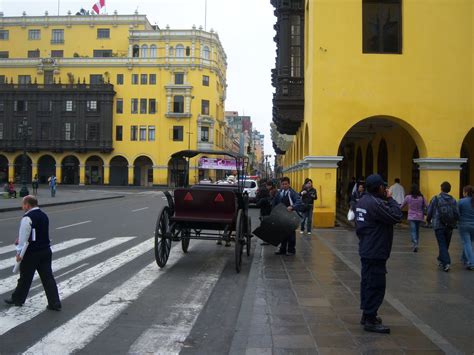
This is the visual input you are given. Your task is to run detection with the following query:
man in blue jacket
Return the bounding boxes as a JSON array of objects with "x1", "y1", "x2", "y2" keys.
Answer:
[
  {"x1": 355, "y1": 174, "x2": 403, "y2": 334},
  {"x1": 273, "y1": 176, "x2": 303, "y2": 256}
]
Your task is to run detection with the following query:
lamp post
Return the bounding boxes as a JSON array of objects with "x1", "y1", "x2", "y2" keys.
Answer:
[{"x1": 18, "y1": 117, "x2": 32, "y2": 197}]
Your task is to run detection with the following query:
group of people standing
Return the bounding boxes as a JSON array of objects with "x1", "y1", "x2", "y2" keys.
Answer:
[{"x1": 255, "y1": 176, "x2": 317, "y2": 255}]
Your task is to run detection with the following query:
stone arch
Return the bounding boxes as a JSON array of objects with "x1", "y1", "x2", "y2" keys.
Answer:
[
  {"x1": 168, "y1": 157, "x2": 187, "y2": 187},
  {"x1": 109, "y1": 155, "x2": 129, "y2": 186},
  {"x1": 37, "y1": 154, "x2": 56, "y2": 184},
  {"x1": 61, "y1": 155, "x2": 80, "y2": 185},
  {"x1": 0, "y1": 154, "x2": 8, "y2": 184},
  {"x1": 85, "y1": 155, "x2": 104, "y2": 185},
  {"x1": 14, "y1": 154, "x2": 32, "y2": 184},
  {"x1": 133, "y1": 155, "x2": 154, "y2": 186}
]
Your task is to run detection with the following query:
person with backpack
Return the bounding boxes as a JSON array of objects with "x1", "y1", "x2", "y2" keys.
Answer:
[
  {"x1": 300, "y1": 178, "x2": 317, "y2": 235},
  {"x1": 401, "y1": 184, "x2": 427, "y2": 252},
  {"x1": 427, "y1": 181, "x2": 460, "y2": 272},
  {"x1": 458, "y1": 185, "x2": 474, "y2": 270}
]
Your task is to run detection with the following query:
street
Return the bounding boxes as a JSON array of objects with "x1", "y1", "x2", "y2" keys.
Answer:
[
  {"x1": 0, "y1": 190, "x2": 473, "y2": 354},
  {"x1": 0, "y1": 192, "x2": 254, "y2": 354}
]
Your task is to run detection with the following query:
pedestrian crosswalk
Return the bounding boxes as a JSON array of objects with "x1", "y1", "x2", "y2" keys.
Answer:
[{"x1": 0, "y1": 234, "x2": 229, "y2": 354}]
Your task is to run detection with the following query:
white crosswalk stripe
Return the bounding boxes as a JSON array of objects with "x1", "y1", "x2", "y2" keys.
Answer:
[
  {"x1": 0, "y1": 238, "x2": 94, "y2": 271},
  {"x1": 0, "y1": 237, "x2": 135, "y2": 294},
  {"x1": 23, "y1": 241, "x2": 194, "y2": 355},
  {"x1": 0, "y1": 235, "x2": 229, "y2": 354},
  {"x1": 0, "y1": 238, "x2": 152, "y2": 335}
]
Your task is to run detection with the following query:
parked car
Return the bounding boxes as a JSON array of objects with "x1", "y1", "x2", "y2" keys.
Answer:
[{"x1": 243, "y1": 179, "x2": 258, "y2": 203}]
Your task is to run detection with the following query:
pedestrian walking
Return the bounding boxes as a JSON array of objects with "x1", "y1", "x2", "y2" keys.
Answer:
[
  {"x1": 256, "y1": 180, "x2": 276, "y2": 219},
  {"x1": 32, "y1": 175, "x2": 39, "y2": 196},
  {"x1": 400, "y1": 184, "x2": 427, "y2": 252},
  {"x1": 355, "y1": 174, "x2": 402, "y2": 334},
  {"x1": 426, "y1": 181, "x2": 459, "y2": 272},
  {"x1": 350, "y1": 181, "x2": 365, "y2": 212},
  {"x1": 388, "y1": 178, "x2": 405, "y2": 205},
  {"x1": 347, "y1": 177, "x2": 356, "y2": 205},
  {"x1": 300, "y1": 178, "x2": 317, "y2": 235},
  {"x1": 458, "y1": 185, "x2": 474, "y2": 270},
  {"x1": 8, "y1": 181, "x2": 17, "y2": 198},
  {"x1": 48, "y1": 174, "x2": 57, "y2": 198},
  {"x1": 4, "y1": 195, "x2": 61, "y2": 310},
  {"x1": 273, "y1": 176, "x2": 303, "y2": 256}
]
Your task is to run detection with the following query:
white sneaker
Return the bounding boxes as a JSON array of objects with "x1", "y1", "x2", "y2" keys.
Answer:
[
  {"x1": 300, "y1": 231, "x2": 304, "y2": 234},
  {"x1": 307, "y1": 232, "x2": 312, "y2": 235}
]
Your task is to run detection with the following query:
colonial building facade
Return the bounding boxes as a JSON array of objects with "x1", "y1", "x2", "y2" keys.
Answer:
[
  {"x1": 0, "y1": 12, "x2": 227, "y2": 186},
  {"x1": 272, "y1": 0, "x2": 474, "y2": 227}
]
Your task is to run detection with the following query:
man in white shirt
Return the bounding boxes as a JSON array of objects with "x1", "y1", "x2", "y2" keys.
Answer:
[{"x1": 389, "y1": 178, "x2": 405, "y2": 206}]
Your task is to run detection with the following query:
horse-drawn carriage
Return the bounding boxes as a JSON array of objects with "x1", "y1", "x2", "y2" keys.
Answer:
[{"x1": 154, "y1": 150, "x2": 253, "y2": 273}]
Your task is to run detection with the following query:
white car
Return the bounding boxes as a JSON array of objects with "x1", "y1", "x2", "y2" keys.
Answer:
[{"x1": 243, "y1": 180, "x2": 258, "y2": 203}]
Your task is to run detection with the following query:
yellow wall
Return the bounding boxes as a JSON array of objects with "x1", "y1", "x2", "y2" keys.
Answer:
[
  {"x1": 0, "y1": 15, "x2": 227, "y2": 186},
  {"x1": 284, "y1": 0, "x2": 474, "y2": 227}
]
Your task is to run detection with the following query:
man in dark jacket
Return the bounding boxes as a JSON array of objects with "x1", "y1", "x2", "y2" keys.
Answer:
[
  {"x1": 272, "y1": 176, "x2": 303, "y2": 256},
  {"x1": 426, "y1": 181, "x2": 459, "y2": 272},
  {"x1": 355, "y1": 174, "x2": 402, "y2": 334},
  {"x1": 300, "y1": 178, "x2": 317, "y2": 234}
]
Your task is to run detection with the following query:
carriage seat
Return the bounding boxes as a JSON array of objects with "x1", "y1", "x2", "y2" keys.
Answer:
[{"x1": 171, "y1": 188, "x2": 237, "y2": 224}]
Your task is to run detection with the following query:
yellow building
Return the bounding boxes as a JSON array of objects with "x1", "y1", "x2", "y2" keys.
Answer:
[
  {"x1": 0, "y1": 12, "x2": 227, "y2": 186},
  {"x1": 272, "y1": 0, "x2": 474, "y2": 227}
]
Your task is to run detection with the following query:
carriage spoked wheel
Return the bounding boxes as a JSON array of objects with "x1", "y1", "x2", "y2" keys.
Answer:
[
  {"x1": 246, "y1": 218, "x2": 252, "y2": 257},
  {"x1": 235, "y1": 209, "x2": 244, "y2": 273},
  {"x1": 181, "y1": 229, "x2": 191, "y2": 253},
  {"x1": 154, "y1": 207, "x2": 172, "y2": 268}
]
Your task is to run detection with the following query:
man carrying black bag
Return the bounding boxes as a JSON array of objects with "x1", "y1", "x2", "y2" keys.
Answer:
[{"x1": 272, "y1": 177, "x2": 304, "y2": 256}]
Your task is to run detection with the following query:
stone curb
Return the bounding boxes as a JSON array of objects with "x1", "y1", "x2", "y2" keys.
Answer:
[{"x1": 0, "y1": 195, "x2": 125, "y2": 213}]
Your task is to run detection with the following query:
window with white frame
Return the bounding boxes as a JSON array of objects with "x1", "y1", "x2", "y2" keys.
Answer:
[
  {"x1": 141, "y1": 44, "x2": 148, "y2": 58},
  {"x1": 201, "y1": 126, "x2": 209, "y2": 142},
  {"x1": 65, "y1": 100, "x2": 74, "y2": 112},
  {"x1": 28, "y1": 29, "x2": 41, "y2": 40},
  {"x1": 51, "y1": 29, "x2": 64, "y2": 44},
  {"x1": 86, "y1": 100, "x2": 98, "y2": 112},
  {"x1": 64, "y1": 122, "x2": 72, "y2": 140},
  {"x1": 0, "y1": 30, "x2": 9, "y2": 40},
  {"x1": 150, "y1": 45, "x2": 157, "y2": 58},
  {"x1": 139, "y1": 126, "x2": 147, "y2": 141},
  {"x1": 176, "y1": 44, "x2": 184, "y2": 57},
  {"x1": 203, "y1": 46, "x2": 210, "y2": 60},
  {"x1": 131, "y1": 125, "x2": 138, "y2": 141},
  {"x1": 148, "y1": 126, "x2": 155, "y2": 141},
  {"x1": 131, "y1": 98, "x2": 138, "y2": 114}
]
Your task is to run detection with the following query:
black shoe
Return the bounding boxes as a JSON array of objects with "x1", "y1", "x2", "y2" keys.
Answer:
[
  {"x1": 275, "y1": 251, "x2": 286, "y2": 255},
  {"x1": 413, "y1": 246, "x2": 418, "y2": 253},
  {"x1": 286, "y1": 251, "x2": 296, "y2": 256},
  {"x1": 443, "y1": 264, "x2": 450, "y2": 272},
  {"x1": 364, "y1": 322, "x2": 390, "y2": 334},
  {"x1": 46, "y1": 304, "x2": 62, "y2": 311},
  {"x1": 4, "y1": 298, "x2": 23, "y2": 307},
  {"x1": 360, "y1": 315, "x2": 382, "y2": 325}
]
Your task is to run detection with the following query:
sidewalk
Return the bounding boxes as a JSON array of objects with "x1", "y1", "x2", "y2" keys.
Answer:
[
  {"x1": 0, "y1": 187, "x2": 125, "y2": 212},
  {"x1": 231, "y1": 226, "x2": 471, "y2": 354}
]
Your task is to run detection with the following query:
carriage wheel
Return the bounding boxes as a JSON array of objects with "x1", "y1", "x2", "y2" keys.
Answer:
[
  {"x1": 182, "y1": 229, "x2": 190, "y2": 253},
  {"x1": 235, "y1": 209, "x2": 244, "y2": 273},
  {"x1": 246, "y1": 218, "x2": 252, "y2": 257},
  {"x1": 154, "y1": 207, "x2": 172, "y2": 268}
]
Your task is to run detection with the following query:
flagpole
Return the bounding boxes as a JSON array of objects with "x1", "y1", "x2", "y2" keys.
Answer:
[
  {"x1": 204, "y1": 0, "x2": 207, "y2": 31},
  {"x1": 57, "y1": 0, "x2": 60, "y2": 16}
]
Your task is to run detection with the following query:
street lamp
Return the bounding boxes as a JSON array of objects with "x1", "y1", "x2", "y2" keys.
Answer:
[{"x1": 18, "y1": 117, "x2": 32, "y2": 197}]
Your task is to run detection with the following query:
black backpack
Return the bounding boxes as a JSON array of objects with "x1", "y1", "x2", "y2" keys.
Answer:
[{"x1": 436, "y1": 196, "x2": 458, "y2": 228}]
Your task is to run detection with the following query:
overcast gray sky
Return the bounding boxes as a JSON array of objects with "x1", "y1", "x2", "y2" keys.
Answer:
[{"x1": 0, "y1": 0, "x2": 276, "y2": 156}]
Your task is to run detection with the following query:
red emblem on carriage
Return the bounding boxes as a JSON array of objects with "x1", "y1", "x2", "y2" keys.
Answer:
[
  {"x1": 184, "y1": 192, "x2": 193, "y2": 201},
  {"x1": 214, "y1": 193, "x2": 225, "y2": 202}
]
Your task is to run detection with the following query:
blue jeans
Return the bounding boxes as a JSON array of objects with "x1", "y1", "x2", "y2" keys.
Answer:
[
  {"x1": 409, "y1": 221, "x2": 421, "y2": 247},
  {"x1": 300, "y1": 205, "x2": 313, "y2": 233},
  {"x1": 50, "y1": 186, "x2": 56, "y2": 197},
  {"x1": 458, "y1": 225, "x2": 474, "y2": 267},
  {"x1": 434, "y1": 228, "x2": 453, "y2": 266}
]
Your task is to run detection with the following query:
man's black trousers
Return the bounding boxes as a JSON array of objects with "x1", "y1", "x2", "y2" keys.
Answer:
[
  {"x1": 279, "y1": 231, "x2": 296, "y2": 254},
  {"x1": 360, "y1": 258, "x2": 387, "y2": 317},
  {"x1": 12, "y1": 247, "x2": 61, "y2": 306}
]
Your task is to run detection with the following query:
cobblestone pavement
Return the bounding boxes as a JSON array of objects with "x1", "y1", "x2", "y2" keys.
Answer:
[{"x1": 231, "y1": 225, "x2": 472, "y2": 354}]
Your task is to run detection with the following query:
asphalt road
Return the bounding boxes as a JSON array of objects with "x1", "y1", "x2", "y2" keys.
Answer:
[{"x1": 0, "y1": 191, "x2": 257, "y2": 354}]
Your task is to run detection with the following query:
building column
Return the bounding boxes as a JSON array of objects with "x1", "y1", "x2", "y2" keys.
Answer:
[
  {"x1": 79, "y1": 164, "x2": 86, "y2": 186},
  {"x1": 55, "y1": 164, "x2": 62, "y2": 184},
  {"x1": 31, "y1": 163, "x2": 38, "y2": 180},
  {"x1": 415, "y1": 158, "x2": 467, "y2": 200},
  {"x1": 128, "y1": 165, "x2": 134, "y2": 185},
  {"x1": 8, "y1": 163, "x2": 14, "y2": 182},
  {"x1": 103, "y1": 164, "x2": 110, "y2": 185},
  {"x1": 304, "y1": 156, "x2": 343, "y2": 228}
]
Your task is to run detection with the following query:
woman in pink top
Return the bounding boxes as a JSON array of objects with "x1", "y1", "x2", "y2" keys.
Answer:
[{"x1": 401, "y1": 184, "x2": 427, "y2": 252}]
